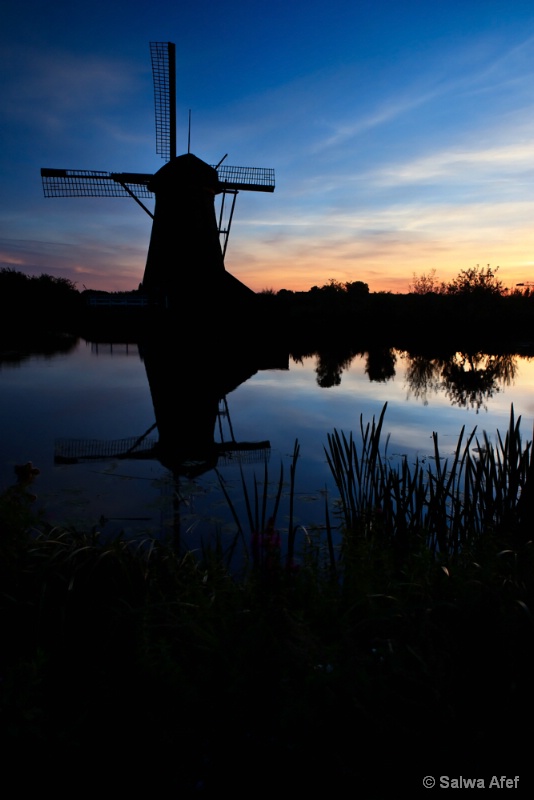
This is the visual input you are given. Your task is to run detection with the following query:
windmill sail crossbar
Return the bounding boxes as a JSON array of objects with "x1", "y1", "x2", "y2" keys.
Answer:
[
  {"x1": 215, "y1": 164, "x2": 275, "y2": 192},
  {"x1": 41, "y1": 165, "x2": 274, "y2": 197},
  {"x1": 41, "y1": 168, "x2": 153, "y2": 198}
]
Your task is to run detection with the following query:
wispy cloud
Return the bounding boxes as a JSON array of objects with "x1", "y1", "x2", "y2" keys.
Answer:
[
  {"x1": 368, "y1": 140, "x2": 534, "y2": 187},
  {"x1": 299, "y1": 31, "x2": 534, "y2": 165},
  {"x1": 1, "y1": 44, "x2": 148, "y2": 141}
]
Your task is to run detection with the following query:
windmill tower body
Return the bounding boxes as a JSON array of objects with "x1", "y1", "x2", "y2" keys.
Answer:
[
  {"x1": 40, "y1": 42, "x2": 274, "y2": 318},
  {"x1": 142, "y1": 154, "x2": 225, "y2": 308}
]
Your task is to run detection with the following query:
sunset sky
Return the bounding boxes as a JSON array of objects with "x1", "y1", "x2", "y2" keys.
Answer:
[{"x1": 3, "y1": 0, "x2": 534, "y2": 293}]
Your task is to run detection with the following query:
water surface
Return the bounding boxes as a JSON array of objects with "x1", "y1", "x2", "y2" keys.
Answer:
[{"x1": 2, "y1": 340, "x2": 534, "y2": 552}]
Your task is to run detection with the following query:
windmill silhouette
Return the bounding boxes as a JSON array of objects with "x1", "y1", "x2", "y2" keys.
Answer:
[{"x1": 41, "y1": 42, "x2": 275, "y2": 312}]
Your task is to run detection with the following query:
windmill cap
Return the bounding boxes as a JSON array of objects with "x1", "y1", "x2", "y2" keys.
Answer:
[{"x1": 149, "y1": 153, "x2": 221, "y2": 193}]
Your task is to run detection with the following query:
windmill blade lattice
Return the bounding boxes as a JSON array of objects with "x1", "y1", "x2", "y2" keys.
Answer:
[
  {"x1": 217, "y1": 164, "x2": 275, "y2": 192},
  {"x1": 150, "y1": 41, "x2": 176, "y2": 161},
  {"x1": 41, "y1": 168, "x2": 153, "y2": 198}
]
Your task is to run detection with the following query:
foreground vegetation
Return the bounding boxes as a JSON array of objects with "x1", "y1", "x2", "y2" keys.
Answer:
[{"x1": 2, "y1": 408, "x2": 533, "y2": 793}]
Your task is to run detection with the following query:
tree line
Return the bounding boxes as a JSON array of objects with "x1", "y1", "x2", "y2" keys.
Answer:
[
  {"x1": 259, "y1": 265, "x2": 534, "y2": 352},
  {"x1": 3, "y1": 264, "x2": 534, "y2": 352}
]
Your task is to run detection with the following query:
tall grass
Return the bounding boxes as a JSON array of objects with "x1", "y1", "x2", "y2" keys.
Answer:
[{"x1": 325, "y1": 403, "x2": 533, "y2": 559}]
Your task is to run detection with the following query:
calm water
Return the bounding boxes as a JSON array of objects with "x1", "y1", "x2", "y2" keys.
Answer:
[{"x1": 2, "y1": 339, "x2": 534, "y2": 552}]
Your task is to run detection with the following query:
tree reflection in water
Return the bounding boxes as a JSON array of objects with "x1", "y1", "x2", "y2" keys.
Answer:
[
  {"x1": 364, "y1": 348, "x2": 397, "y2": 383},
  {"x1": 403, "y1": 352, "x2": 518, "y2": 412},
  {"x1": 308, "y1": 345, "x2": 521, "y2": 412},
  {"x1": 308, "y1": 347, "x2": 519, "y2": 409},
  {"x1": 313, "y1": 347, "x2": 398, "y2": 388},
  {"x1": 314, "y1": 347, "x2": 355, "y2": 387},
  {"x1": 402, "y1": 354, "x2": 440, "y2": 405}
]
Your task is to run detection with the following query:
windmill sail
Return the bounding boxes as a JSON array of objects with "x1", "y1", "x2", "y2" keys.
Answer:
[
  {"x1": 216, "y1": 164, "x2": 275, "y2": 192},
  {"x1": 41, "y1": 168, "x2": 153, "y2": 198},
  {"x1": 150, "y1": 41, "x2": 176, "y2": 161}
]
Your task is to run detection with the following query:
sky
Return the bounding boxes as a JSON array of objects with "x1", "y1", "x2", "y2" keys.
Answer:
[{"x1": 3, "y1": 0, "x2": 534, "y2": 294}]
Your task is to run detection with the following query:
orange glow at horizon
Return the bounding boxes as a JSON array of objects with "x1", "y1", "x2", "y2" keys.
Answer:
[
  {"x1": 223, "y1": 202, "x2": 534, "y2": 294},
  {"x1": 228, "y1": 242, "x2": 534, "y2": 295},
  {"x1": 7, "y1": 227, "x2": 534, "y2": 295}
]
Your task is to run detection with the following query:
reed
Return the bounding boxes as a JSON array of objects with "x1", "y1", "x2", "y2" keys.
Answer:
[
  {"x1": 325, "y1": 403, "x2": 533, "y2": 558},
  {"x1": 215, "y1": 439, "x2": 327, "y2": 578},
  {"x1": 216, "y1": 454, "x2": 284, "y2": 574}
]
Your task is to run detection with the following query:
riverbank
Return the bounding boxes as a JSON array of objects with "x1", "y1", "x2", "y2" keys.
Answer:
[{"x1": 4, "y1": 266, "x2": 534, "y2": 356}]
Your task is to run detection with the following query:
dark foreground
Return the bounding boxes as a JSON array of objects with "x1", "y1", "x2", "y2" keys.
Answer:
[{"x1": 2, "y1": 458, "x2": 534, "y2": 797}]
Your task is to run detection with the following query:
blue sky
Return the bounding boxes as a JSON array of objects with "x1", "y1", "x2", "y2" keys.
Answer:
[{"x1": 3, "y1": 0, "x2": 534, "y2": 292}]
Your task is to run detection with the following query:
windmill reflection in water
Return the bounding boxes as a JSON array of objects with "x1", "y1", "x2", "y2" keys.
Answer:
[{"x1": 54, "y1": 339, "x2": 285, "y2": 550}]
